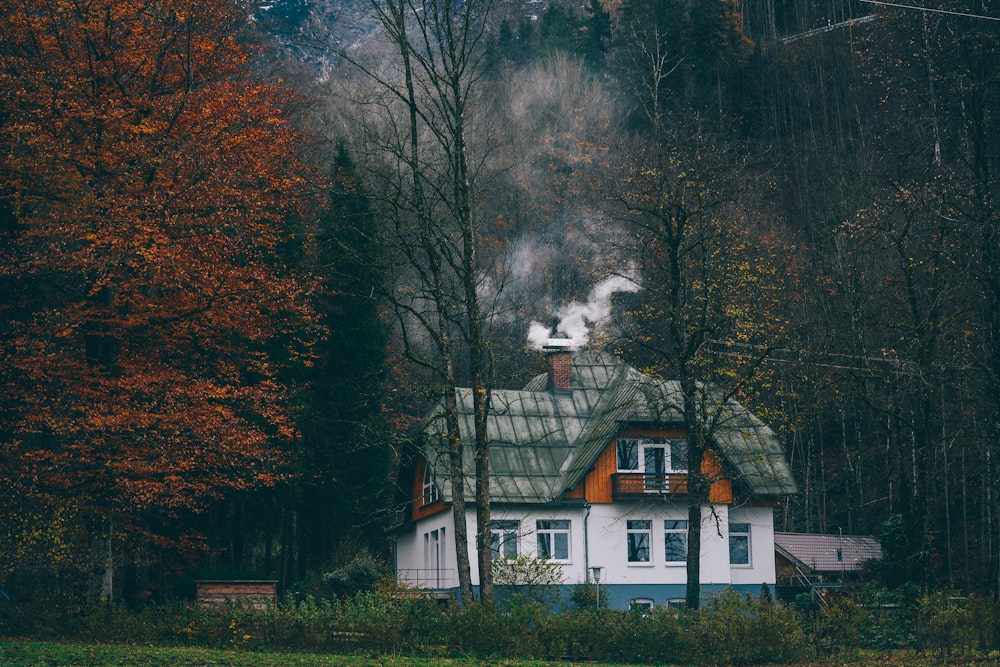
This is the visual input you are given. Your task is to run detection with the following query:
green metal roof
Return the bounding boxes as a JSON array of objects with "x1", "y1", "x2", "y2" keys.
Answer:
[{"x1": 422, "y1": 351, "x2": 798, "y2": 504}]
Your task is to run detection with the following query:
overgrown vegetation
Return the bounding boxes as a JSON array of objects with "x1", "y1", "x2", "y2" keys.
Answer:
[{"x1": 3, "y1": 585, "x2": 1000, "y2": 665}]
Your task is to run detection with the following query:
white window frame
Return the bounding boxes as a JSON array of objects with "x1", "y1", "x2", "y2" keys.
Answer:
[
  {"x1": 536, "y1": 519, "x2": 571, "y2": 562},
  {"x1": 626, "y1": 519, "x2": 653, "y2": 564},
  {"x1": 663, "y1": 519, "x2": 688, "y2": 564},
  {"x1": 617, "y1": 438, "x2": 640, "y2": 470},
  {"x1": 424, "y1": 527, "x2": 445, "y2": 587},
  {"x1": 616, "y1": 438, "x2": 689, "y2": 473},
  {"x1": 729, "y1": 522, "x2": 751, "y2": 566},
  {"x1": 421, "y1": 463, "x2": 439, "y2": 506},
  {"x1": 490, "y1": 520, "x2": 519, "y2": 559},
  {"x1": 630, "y1": 598, "x2": 655, "y2": 613}
]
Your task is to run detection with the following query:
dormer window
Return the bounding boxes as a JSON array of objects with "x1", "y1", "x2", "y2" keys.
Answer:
[
  {"x1": 616, "y1": 438, "x2": 689, "y2": 473},
  {"x1": 613, "y1": 437, "x2": 691, "y2": 495},
  {"x1": 421, "y1": 463, "x2": 440, "y2": 506}
]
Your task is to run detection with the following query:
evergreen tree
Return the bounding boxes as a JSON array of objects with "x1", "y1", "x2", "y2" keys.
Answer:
[
  {"x1": 294, "y1": 144, "x2": 393, "y2": 573},
  {"x1": 582, "y1": 0, "x2": 612, "y2": 69},
  {"x1": 538, "y1": 3, "x2": 580, "y2": 55}
]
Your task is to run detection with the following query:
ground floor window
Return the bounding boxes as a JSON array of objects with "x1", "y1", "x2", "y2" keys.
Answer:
[
  {"x1": 627, "y1": 520, "x2": 652, "y2": 563},
  {"x1": 536, "y1": 519, "x2": 570, "y2": 561},
  {"x1": 490, "y1": 520, "x2": 519, "y2": 558},
  {"x1": 424, "y1": 527, "x2": 445, "y2": 587},
  {"x1": 729, "y1": 522, "x2": 751, "y2": 565},
  {"x1": 663, "y1": 519, "x2": 688, "y2": 563}
]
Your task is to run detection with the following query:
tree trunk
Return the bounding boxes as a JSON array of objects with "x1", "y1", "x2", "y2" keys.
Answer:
[{"x1": 683, "y1": 380, "x2": 709, "y2": 611}]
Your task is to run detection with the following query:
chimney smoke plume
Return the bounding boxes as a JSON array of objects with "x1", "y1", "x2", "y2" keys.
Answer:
[{"x1": 527, "y1": 275, "x2": 639, "y2": 350}]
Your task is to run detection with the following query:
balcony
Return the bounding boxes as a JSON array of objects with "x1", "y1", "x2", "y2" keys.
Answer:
[
  {"x1": 611, "y1": 472, "x2": 689, "y2": 498},
  {"x1": 396, "y1": 568, "x2": 459, "y2": 590}
]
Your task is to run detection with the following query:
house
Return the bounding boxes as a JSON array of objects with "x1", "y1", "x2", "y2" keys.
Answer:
[
  {"x1": 392, "y1": 342, "x2": 798, "y2": 610},
  {"x1": 774, "y1": 531, "x2": 882, "y2": 601}
]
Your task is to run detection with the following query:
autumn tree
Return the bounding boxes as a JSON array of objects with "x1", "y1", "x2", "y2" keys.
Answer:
[
  {"x1": 818, "y1": 4, "x2": 1000, "y2": 593},
  {"x1": 0, "y1": 0, "x2": 317, "y2": 595},
  {"x1": 611, "y1": 132, "x2": 798, "y2": 609}
]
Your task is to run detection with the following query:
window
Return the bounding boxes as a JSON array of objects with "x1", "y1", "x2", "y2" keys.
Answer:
[
  {"x1": 536, "y1": 519, "x2": 570, "y2": 561},
  {"x1": 616, "y1": 438, "x2": 689, "y2": 473},
  {"x1": 421, "y1": 463, "x2": 439, "y2": 506},
  {"x1": 490, "y1": 520, "x2": 519, "y2": 559},
  {"x1": 669, "y1": 439, "x2": 689, "y2": 471},
  {"x1": 626, "y1": 520, "x2": 652, "y2": 563},
  {"x1": 617, "y1": 438, "x2": 638, "y2": 470},
  {"x1": 729, "y1": 522, "x2": 751, "y2": 565},
  {"x1": 424, "y1": 528, "x2": 445, "y2": 587},
  {"x1": 664, "y1": 519, "x2": 688, "y2": 563},
  {"x1": 630, "y1": 598, "x2": 654, "y2": 613}
]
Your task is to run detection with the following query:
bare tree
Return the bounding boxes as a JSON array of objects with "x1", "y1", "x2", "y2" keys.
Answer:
[{"x1": 335, "y1": 0, "x2": 499, "y2": 602}]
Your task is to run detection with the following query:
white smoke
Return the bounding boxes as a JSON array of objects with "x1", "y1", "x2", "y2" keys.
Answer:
[
  {"x1": 527, "y1": 321, "x2": 553, "y2": 349},
  {"x1": 527, "y1": 275, "x2": 640, "y2": 350}
]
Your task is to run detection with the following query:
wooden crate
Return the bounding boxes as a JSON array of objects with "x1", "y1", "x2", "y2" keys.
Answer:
[{"x1": 195, "y1": 580, "x2": 278, "y2": 609}]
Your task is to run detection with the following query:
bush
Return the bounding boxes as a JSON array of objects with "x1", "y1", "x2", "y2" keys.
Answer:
[
  {"x1": 492, "y1": 554, "x2": 564, "y2": 610},
  {"x1": 687, "y1": 591, "x2": 810, "y2": 665},
  {"x1": 612, "y1": 605, "x2": 687, "y2": 663},
  {"x1": 11, "y1": 580, "x2": 1000, "y2": 663}
]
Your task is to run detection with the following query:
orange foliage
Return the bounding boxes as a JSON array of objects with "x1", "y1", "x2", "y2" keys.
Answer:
[{"x1": 0, "y1": 0, "x2": 319, "y2": 536}]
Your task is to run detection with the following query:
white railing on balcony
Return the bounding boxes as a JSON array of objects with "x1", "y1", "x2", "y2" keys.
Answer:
[{"x1": 396, "y1": 568, "x2": 459, "y2": 590}]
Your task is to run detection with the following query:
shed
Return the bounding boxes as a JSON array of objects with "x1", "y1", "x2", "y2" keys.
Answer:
[
  {"x1": 195, "y1": 580, "x2": 278, "y2": 609},
  {"x1": 774, "y1": 532, "x2": 881, "y2": 596}
]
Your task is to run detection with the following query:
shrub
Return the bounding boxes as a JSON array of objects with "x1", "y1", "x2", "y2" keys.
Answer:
[
  {"x1": 612, "y1": 605, "x2": 688, "y2": 664},
  {"x1": 567, "y1": 582, "x2": 608, "y2": 610},
  {"x1": 810, "y1": 597, "x2": 871, "y2": 656},
  {"x1": 536, "y1": 608, "x2": 629, "y2": 660},
  {"x1": 492, "y1": 554, "x2": 564, "y2": 610},
  {"x1": 687, "y1": 591, "x2": 810, "y2": 665}
]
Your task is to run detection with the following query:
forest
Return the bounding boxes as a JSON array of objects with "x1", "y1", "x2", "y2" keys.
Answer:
[{"x1": 1, "y1": 0, "x2": 998, "y2": 612}]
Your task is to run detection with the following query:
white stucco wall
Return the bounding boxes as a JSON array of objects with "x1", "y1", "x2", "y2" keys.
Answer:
[
  {"x1": 727, "y1": 505, "x2": 777, "y2": 586},
  {"x1": 396, "y1": 501, "x2": 777, "y2": 594},
  {"x1": 395, "y1": 509, "x2": 460, "y2": 589}
]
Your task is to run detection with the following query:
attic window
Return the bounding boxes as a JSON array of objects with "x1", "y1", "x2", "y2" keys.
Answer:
[
  {"x1": 421, "y1": 463, "x2": 440, "y2": 506},
  {"x1": 617, "y1": 438, "x2": 689, "y2": 473}
]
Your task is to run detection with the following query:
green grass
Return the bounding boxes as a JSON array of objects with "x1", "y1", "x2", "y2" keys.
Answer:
[
  {"x1": 1, "y1": 640, "x2": 995, "y2": 667},
  {"x1": 0, "y1": 641, "x2": 639, "y2": 667}
]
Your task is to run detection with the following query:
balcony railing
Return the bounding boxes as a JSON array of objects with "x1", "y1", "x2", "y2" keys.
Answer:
[
  {"x1": 396, "y1": 568, "x2": 459, "y2": 590},
  {"x1": 612, "y1": 472, "x2": 689, "y2": 498}
]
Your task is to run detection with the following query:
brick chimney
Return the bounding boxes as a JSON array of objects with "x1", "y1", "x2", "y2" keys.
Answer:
[{"x1": 544, "y1": 338, "x2": 574, "y2": 391}]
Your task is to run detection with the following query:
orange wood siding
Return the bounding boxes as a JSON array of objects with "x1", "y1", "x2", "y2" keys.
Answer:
[
  {"x1": 412, "y1": 456, "x2": 447, "y2": 521},
  {"x1": 565, "y1": 428, "x2": 733, "y2": 505},
  {"x1": 704, "y1": 449, "x2": 733, "y2": 504},
  {"x1": 584, "y1": 443, "x2": 618, "y2": 503}
]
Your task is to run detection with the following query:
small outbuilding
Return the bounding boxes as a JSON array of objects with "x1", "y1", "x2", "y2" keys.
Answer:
[{"x1": 774, "y1": 532, "x2": 882, "y2": 602}]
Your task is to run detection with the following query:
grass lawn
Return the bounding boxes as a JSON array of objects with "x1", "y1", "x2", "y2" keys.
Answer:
[
  {"x1": 0, "y1": 640, "x2": 995, "y2": 667},
  {"x1": 0, "y1": 641, "x2": 638, "y2": 667}
]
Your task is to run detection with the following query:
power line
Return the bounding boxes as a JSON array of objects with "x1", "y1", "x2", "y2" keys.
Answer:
[
  {"x1": 781, "y1": 15, "x2": 877, "y2": 44},
  {"x1": 861, "y1": 0, "x2": 1000, "y2": 21}
]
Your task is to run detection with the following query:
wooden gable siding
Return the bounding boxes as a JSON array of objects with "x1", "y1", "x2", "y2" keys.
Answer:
[
  {"x1": 412, "y1": 456, "x2": 447, "y2": 521},
  {"x1": 564, "y1": 441, "x2": 617, "y2": 502},
  {"x1": 565, "y1": 428, "x2": 733, "y2": 504},
  {"x1": 704, "y1": 449, "x2": 733, "y2": 504}
]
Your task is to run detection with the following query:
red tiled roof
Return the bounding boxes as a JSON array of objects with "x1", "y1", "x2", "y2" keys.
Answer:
[{"x1": 774, "y1": 532, "x2": 882, "y2": 573}]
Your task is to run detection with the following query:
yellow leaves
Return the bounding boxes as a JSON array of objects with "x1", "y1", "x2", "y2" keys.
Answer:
[{"x1": 132, "y1": 117, "x2": 167, "y2": 135}]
